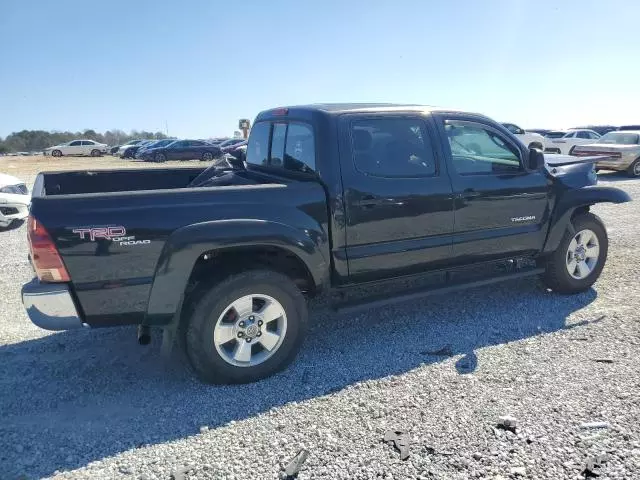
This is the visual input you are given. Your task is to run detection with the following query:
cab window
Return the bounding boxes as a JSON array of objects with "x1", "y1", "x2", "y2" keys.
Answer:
[{"x1": 445, "y1": 120, "x2": 522, "y2": 175}]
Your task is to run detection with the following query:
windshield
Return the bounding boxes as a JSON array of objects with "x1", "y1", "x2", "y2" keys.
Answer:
[{"x1": 598, "y1": 132, "x2": 640, "y2": 145}]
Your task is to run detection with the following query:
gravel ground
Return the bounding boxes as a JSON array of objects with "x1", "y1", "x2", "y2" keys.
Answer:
[{"x1": 0, "y1": 167, "x2": 639, "y2": 480}]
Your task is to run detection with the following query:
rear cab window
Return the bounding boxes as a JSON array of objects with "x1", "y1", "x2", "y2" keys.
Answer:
[{"x1": 246, "y1": 121, "x2": 315, "y2": 174}]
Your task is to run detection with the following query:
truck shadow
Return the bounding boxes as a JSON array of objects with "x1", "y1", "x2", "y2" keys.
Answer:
[{"x1": 0, "y1": 279, "x2": 598, "y2": 478}]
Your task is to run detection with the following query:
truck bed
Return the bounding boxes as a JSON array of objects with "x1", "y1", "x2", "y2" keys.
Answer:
[
  {"x1": 28, "y1": 167, "x2": 330, "y2": 327},
  {"x1": 33, "y1": 167, "x2": 210, "y2": 196}
]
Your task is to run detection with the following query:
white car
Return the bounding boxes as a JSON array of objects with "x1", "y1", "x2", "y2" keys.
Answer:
[
  {"x1": 43, "y1": 139, "x2": 108, "y2": 157},
  {"x1": 0, "y1": 173, "x2": 30, "y2": 228},
  {"x1": 501, "y1": 123, "x2": 546, "y2": 150},
  {"x1": 544, "y1": 129, "x2": 601, "y2": 155}
]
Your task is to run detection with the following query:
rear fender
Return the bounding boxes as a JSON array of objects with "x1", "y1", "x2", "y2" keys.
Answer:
[
  {"x1": 144, "y1": 219, "x2": 328, "y2": 326},
  {"x1": 543, "y1": 186, "x2": 631, "y2": 253}
]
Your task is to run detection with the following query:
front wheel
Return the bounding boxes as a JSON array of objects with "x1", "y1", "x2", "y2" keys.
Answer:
[
  {"x1": 627, "y1": 159, "x2": 640, "y2": 177},
  {"x1": 185, "y1": 270, "x2": 308, "y2": 384},
  {"x1": 51, "y1": 150, "x2": 62, "y2": 157},
  {"x1": 541, "y1": 212, "x2": 608, "y2": 294},
  {"x1": 201, "y1": 151, "x2": 213, "y2": 161},
  {"x1": 90, "y1": 149, "x2": 101, "y2": 157},
  {"x1": 154, "y1": 152, "x2": 167, "y2": 163}
]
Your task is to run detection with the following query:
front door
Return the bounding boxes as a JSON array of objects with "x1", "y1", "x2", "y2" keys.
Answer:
[
  {"x1": 436, "y1": 115, "x2": 550, "y2": 263},
  {"x1": 340, "y1": 114, "x2": 455, "y2": 283}
]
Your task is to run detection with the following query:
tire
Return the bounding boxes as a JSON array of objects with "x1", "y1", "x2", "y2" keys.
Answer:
[
  {"x1": 201, "y1": 151, "x2": 213, "y2": 161},
  {"x1": 627, "y1": 158, "x2": 640, "y2": 177},
  {"x1": 185, "y1": 270, "x2": 308, "y2": 384},
  {"x1": 529, "y1": 142, "x2": 543, "y2": 151},
  {"x1": 154, "y1": 152, "x2": 167, "y2": 163},
  {"x1": 51, "y1": 150, "x2": 62, "y2": 157},
  {"x1": 90, "y1": 149, "x2": 101, "y2": 157},
  {"x1": 541, "y1": 212, "x2": 608, "y2": 294}
]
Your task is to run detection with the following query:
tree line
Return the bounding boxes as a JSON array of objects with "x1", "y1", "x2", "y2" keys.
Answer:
[{"x1": 0, "y1": 129, "x2": 169, "y2": 154}]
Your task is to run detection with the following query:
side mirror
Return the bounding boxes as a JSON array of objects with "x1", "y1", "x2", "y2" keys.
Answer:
[{"x1": 528, "y1": 148, "x2": 545, "y2": 170}]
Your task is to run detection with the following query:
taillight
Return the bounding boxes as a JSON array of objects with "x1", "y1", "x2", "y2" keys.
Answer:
[{"x1": 27, "y1": 215, "x2": 70, "y2": 282}]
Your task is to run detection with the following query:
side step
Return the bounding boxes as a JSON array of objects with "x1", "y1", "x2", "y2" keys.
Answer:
[{"x1": 332, "y1": 267, "x2": 545, "y2": 315}]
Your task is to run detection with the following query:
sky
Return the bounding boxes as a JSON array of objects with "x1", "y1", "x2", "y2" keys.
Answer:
[{"x1": 1, "y1": 0, "x2": 639, "y2": 138}]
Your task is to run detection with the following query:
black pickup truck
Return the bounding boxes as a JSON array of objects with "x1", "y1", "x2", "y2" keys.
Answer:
[{"x1": 22, "y1": 104, "x2": 631, "y2": 384}]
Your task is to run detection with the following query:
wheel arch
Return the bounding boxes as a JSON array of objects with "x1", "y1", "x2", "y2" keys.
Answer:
[
  {"x1": 144, "y1": 219, "x2": 328, "y2": 327},
  {"x1": 542, "y1": 186, "x2": 631, "y2": 253}
]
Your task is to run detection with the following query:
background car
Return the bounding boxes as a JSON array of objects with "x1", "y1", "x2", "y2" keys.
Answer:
[
  {"x1": 0, "y1": 173, "x2": 30, "y2": 227},
  {"x1": 545, "y1": 129, "x2": 601, "y2": 154},
  {"x1": 220, "y1": 139, "x2": 247, "y2": 154},
  {"x1": 573, "y1": 125, "x2": 618, "y2": 136},
  {"x1": 44, "y1": 139, "x2": 108, "y2": 157},
  {"x1": 134, "y1": 139, "x2": 177, "y2": 159},
  {"x1": 139, "y1": 139, "x2": 222, "y2": 162},
  {"x1": 216, "y1": 138, "x2": 246, "y2": 150},
  {"x1": 543, "y1": 130, "x2": 567, "y2": 139},
  {"x1": 119, "y1": 140, "x2": 157, "y2": 159},
  {"x1": 571, "y1": 130, "x2": 640, "y2": 177},
  {"x1": 501, "y1": 123, "x2": 546, "y2": 150},
  {"x1": 114, "y1": 139, "x2": 149, "y2": 157},
  {"x1": 618, "y1": 125, "x2": 640, "y2": 131}
]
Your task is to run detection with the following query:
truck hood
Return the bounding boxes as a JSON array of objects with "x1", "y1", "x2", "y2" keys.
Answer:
[{"x1": 544, "y1": 154, "x2": 599, "y2": 188}]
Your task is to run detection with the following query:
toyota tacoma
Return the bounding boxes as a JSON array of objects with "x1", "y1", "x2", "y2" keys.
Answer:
[{"x1": 21, "y1": 104, "x2": 631, "y2": 384}]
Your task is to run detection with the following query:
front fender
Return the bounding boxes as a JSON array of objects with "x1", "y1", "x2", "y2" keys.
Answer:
[
  {"x1": 543, "y1": 186, "x2": 631, "y2": 253},
  {"x1": 144, "y1": 219, "x2": 329, "y2": 326}
]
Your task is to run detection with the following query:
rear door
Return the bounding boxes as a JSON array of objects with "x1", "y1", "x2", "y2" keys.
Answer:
[
  {"x1": 81, "y1": 140, "x2": 95, "y2": 155},
  {"x1": 435, "y1": 114, "x2": 550, "y2": 263},
  {"x1": 339, "y1": 113, "x2": 455, "y2": 282}
]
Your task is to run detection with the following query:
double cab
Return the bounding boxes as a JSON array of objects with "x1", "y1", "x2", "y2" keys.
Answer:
[{"x1": 22, "y1": 104, "x2": 631, "y2": 383}]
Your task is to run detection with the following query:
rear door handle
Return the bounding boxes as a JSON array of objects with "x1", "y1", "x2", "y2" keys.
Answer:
[
  {"x1": 459, "y1": 189, "x2": 481, "y2": 199},
  {"x1": 355, "y1": 196, "x2": 402, "y2": 208},
  {"x1": 356, "y1": 195, "x2": 384, "y2": 208}
]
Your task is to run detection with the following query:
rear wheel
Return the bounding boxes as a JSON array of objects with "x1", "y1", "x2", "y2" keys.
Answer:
[
  {"x1": 541, "y1": 213, "x2": 608, "y2": 294},
  {"x1": 51, "y1": 150, "x2": 62, "y2": 157},
  {"x1": 154, "y1": 152, "x2": 167, "y2": 163},
  {"x1": 627, "y1": 158, "x2": 640, "y2": 177},
  {"x1": 185, "y1": 270, "x2": 307, "y2": 384},
  {"x1": 90, "y1": 149, "x2": 101, "y2": 157},
  {"x1": 201, "y1": 151, "x2": 214, "y2": 161}
]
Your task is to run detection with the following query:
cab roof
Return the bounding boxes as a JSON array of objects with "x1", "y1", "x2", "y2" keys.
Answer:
[
  {"x1": 272, "y1": 103, "x2": 468, "y2": 114},
  {"x1": 254, "y1": 103, "x2": 487, "y2": 124}
]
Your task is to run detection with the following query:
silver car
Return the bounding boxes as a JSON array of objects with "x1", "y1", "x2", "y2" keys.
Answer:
[{"x1": 571, "y1": 131, "x2": 640, "y2": 177}]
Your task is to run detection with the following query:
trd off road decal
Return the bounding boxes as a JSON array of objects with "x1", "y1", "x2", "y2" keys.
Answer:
[{"x1": 72, "y1": 226, "x2": 150, "y2": 246}]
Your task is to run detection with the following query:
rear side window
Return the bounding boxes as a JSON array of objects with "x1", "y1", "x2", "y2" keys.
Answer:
[
  {"x1": 576, "y1": 131, "x2": 590, "y2": 139},
  {"x1": 350, "y1": 118, "x2": 437, "y2": 177},
  {"x1": 246, "y1": 121, "x2": 316, "y2": 173}
]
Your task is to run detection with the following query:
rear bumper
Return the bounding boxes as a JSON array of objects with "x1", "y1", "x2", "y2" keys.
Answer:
[{"x1": 22, "y1": 278, "x2": 86, "y2": 331}]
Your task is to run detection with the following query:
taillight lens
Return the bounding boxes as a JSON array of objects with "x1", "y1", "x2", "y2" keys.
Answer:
[{"x1": 27, "y1": 216, "x2": 70, "y2": 282}]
